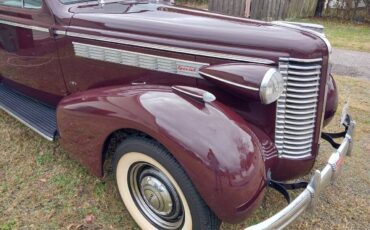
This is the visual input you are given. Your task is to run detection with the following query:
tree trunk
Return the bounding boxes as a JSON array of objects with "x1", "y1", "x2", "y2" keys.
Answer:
[
  {"x1": 315, "y1": 0, "x2": 325, "y2": 16},
  {"x1": 352, "y1": 0, "x2": 360, "y2": 22}
]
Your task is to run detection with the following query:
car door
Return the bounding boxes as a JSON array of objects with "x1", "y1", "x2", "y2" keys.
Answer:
[{"x1": 0, "y1": 0, "x2": 67, "y2": 106}]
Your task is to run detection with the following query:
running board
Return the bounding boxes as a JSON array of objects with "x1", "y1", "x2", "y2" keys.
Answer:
[{"x1": 0, "y1": 84, "x2": 57, "y2": 141}]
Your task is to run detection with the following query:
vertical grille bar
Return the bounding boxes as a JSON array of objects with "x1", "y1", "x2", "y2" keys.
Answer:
[{"x1": 276, "y1": 58, "x2": 322, "y2": 159}]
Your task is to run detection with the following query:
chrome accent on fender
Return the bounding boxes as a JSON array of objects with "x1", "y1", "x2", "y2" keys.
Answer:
[
  {"x1": 246, "y1": 116, "x2": 356, "y2": 230},
  {"x1": 198, "y1": 71, "x2": 260, "y2": 91},
  {"x1": 172, "y1": 86, "x2": 203, "y2": 100},
  {"x1": 171, "y1": 86, "x2": 216, "y2": 103},
  {"x1": 0, "y1": 19, "x2": 49, "y2": 33},
  {"x1": 73, "y1": 42, "x2": 208, "y2": 78},
  {"x1": 202, "y1": 92, "x2": 216, "y2": 103},
  {"x1": 276, "y1": 58, "x2": 322, "y2": 159},
  {"x1": 67, "y1": 31, "x2": 274, "y2": 64}
]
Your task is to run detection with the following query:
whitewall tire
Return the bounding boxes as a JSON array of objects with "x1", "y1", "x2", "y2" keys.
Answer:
[{"x1": 113, "y1": 137, "x2": 220, "y2": 230}]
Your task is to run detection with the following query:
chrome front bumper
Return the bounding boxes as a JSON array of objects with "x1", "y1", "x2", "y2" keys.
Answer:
[{"x1": 246, "y1": 114, "x2": 356, "y2": 230}]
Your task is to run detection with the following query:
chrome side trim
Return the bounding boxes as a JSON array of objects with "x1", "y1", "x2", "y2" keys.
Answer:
[
  {"x1": 0, "y1": 19, "x2": 49, "y2": 33},
  {"x1": 198, "y1": 71, "x2": 260, "y2": 91},
  {"x1": 0, "y1": 105, "x2": 54, "y2": 141},
  {"x1": 73, "y1": 42, "x2": 208, "y2": 78},
  {"x1": 67, "y1": 31, "x2": 275, "y2": 64}
]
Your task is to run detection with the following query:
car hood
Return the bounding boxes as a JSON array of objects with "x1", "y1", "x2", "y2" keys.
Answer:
[{"x1": 68, "y1": 2, "x2": 328, "y2": 63}]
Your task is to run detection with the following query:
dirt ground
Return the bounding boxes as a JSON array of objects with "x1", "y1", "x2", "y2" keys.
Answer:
[
  {"x1": 0, "y1": 76, "x2": 369, "y2": 229},
  {"x1": 331, "y1": 48, "x2": 370, "y2": 80}
]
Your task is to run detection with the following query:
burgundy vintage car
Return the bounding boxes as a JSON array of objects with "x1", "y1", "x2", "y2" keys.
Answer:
[{"x1": 0, "y1": 0, "x2": 356, "y2": 229}]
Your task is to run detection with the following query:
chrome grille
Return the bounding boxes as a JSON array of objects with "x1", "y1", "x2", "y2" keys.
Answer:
[{"x1": 276, "y1": 58, "x2": 322, "y2": 159}]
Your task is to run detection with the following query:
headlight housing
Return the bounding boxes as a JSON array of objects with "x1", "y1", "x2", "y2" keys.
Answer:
[{"x1": 260, "y1": 68, "x2": 284, "y2": 104}]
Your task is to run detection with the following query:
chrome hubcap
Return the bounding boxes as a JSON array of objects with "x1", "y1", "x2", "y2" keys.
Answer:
[
  {"x1": 140, "y1": 176, "x2": 173, "y2": 216},
  {"x1": 128, "y1": 163, "x2": 184, "y2": 229}
]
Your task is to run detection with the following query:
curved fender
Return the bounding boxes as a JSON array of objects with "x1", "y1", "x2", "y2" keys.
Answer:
[
  {"x1": 57, "y1": 85, "x2": 266, "y2": 223},
  {"x1": 324, "y1": 74, "x2": 338, "y2": 127}
]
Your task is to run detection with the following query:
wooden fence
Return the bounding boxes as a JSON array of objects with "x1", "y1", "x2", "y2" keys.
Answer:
[
  {"x1": 208, "y1": 0, "x2": 248, "y2": 17},
  {"x1": 208, "y1": 0, "x2": 319, "y2": 20}
]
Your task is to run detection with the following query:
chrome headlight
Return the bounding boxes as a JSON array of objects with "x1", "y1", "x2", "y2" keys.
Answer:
[{"x1": 260, "y1": 68, "x2": 284, "y2": 104}]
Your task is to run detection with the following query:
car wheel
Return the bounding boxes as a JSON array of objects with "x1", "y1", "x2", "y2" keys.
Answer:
[{"x1": 113, "y1": 136, "x2": 220, "y2": 230}]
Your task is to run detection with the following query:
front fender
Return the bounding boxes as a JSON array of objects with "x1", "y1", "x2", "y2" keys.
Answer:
[
  {"x1": 324, "y1": 74, "x2": 338, "y2": 127},
  {"x1": 57, "y1": 85, "x2": 266, "y2": 223}
]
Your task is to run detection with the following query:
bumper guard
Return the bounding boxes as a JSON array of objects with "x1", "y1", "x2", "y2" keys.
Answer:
[{"x1": 246, "y1": 114, "x2": 356, "y2": 230}]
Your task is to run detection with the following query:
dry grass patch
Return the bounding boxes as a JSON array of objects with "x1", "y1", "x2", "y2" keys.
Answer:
[{"x1": 0, "y1": 76, "x2": 369, "y2": 229}]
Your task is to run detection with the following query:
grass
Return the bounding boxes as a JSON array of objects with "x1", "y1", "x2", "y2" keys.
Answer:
[
  {"x1": 0, "y1": 75, "x2": 369, "y2": 229},
  {"x1": 296, "y1": 18, "x2": 370, "y2": 52}
]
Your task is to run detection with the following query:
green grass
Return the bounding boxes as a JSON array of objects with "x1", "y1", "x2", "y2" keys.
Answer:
[
  {"x1": 0, "y1": 76, "x2": 369, "y2": 229},
  {"x1": 295, "y1": 18, "x2": 370, "y2": 52},
  {"x1": 0, "y1": 220, "x2": 16, "y2": 230}
]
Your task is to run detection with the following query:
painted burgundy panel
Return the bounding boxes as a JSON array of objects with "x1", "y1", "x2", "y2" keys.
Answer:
[
  {"x1": 68, "y1": 2, "x2": 327, "y2": 62},
  {"x1": 57, "y1": 85, "x2": 267, "y2": 223},
  {"x1": 0, "y1": 3, "x2": 67, "y2": 105}
]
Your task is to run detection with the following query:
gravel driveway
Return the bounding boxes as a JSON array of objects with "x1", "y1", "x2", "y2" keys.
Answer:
[{"x1": 331, "y1": 48, "x2": 370, "y2": 80}]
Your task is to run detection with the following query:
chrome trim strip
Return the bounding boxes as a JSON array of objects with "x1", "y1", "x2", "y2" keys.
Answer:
[
  {"x1": 67, "y1": 31, "x2": 274, "y2": 64},
  {"x1": 280, "y1": 57, "x2": 323, "y2": 63},
  {"x1": 284, "y1": 64, "x2": 322, "y2": 70},
  {"x1": 198, "y1": 71, "x2": 260, "y2": 91},
  {"x1": 73, "y1": 42, "x2": 208, "y2": 79},
  {"x1": 0, "y1": 105, "x2": 54, "y2": 141},
  {"x1": 0, "y1": 19, "x2": 49, "y2": 33},
  {"x1": 54, "y1": 30, "x2": 66, "y2": 36}
]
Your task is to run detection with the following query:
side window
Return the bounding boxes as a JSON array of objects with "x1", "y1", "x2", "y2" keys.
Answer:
[{"x1": 0, "y1": 0, "x2": 42, "y2": 8}]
